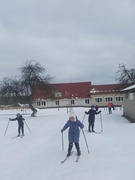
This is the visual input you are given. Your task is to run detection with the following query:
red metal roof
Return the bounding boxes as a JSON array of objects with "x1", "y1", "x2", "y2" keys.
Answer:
[
  {"x1": 90, "y1": 84, "x2": 130, "y2": 95},
  {"x1": 51, "y1": 82, "x2": 91, "y2": 99}
]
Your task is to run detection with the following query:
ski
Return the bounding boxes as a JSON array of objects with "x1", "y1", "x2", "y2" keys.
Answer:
[
  {"x1": 61, "y1": 156, "x2": 69, "y2": 163},
  {"x1": 96, "y1": 130, "x2": 103, "y2": 134},
  {"x1": 88, "y1": 131, "x2": 97, "y2": 134},
  {"x1": 12, "y1": 135, "x2": 20, "y2": 139},
  {"x1": 12, "y1": 135, "x2": 24, "y2": 139},
  {"x1": 88, "y1": 131, "x2": 103, "y2": 134},
  {"x1": 61, "y1": 151, "x2": 74, "y2": 163},
  {"x1": 93, "y1": 131, "x2": 99, "y2": 134}
]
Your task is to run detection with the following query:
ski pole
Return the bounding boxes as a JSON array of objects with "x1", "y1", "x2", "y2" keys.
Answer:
[
  {"x1": 4, "y1": 120, "x2": 10, "y2": 136},
  {"x1": 24, "y1": 120, "x2": 32, "y2": 133},
  {"x1": 82, "y1": 113, "x2": 86, "y2": 123},
  {"x1": 82, "y1": 129, "x2": 90, "y2": 154},
  {"x1": 61, "y1": 132, "x2": 64, "y2": 151}
]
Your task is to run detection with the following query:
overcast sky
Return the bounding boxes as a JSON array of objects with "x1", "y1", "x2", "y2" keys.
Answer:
[{"x1": 0, "y1": 0, "x2": 135, "y2": 85}]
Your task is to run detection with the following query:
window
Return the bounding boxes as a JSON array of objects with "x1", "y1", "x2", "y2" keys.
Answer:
[
  {"x1": 105, "y1": 97, "x2": 113, "y2": 102},
  {"x1": 55, "y1": 92, "x2": 62, "y2": 98},
  {"x1": 85, "y1": 99, "x2": 90, "y2": 104},
  {"x1": 42, "y1": 101, "x2": 46, "y2": 106},
  {"x1": 56, "y1": 100, "x2": 59, "y2": 105},
  {"x1": 129, "y1": 93, "x2": 134, "y2": 100},
  {"x1": 95, "y1": 97, "x2": 102, "y2": 103},
  {"x1": 37, "y1": 101, "x2": 46, "y2": 106},
  {"x1": 116, "y1": 96, "x2": 123, "y2": 102},
  {"x1": 37, "y1": 101, "x2": 41, "y2": 106},
  {"x1": 71, "y1": 100, "x2": 74, "y2": 105}
]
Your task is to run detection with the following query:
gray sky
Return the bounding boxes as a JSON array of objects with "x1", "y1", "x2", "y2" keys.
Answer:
[{"x1": 0, "y1": 0, "x2": 135, "y2": 85}]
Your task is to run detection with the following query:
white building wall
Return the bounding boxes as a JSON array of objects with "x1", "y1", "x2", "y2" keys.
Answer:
[
  {"x1": 35, "y1": 93, "x2": 125, "y2": 109},
  {"x1": 35, "y1": 98, "x2": 91, "y2": 108},
  {"x1": 123, "y1": 92, "x2": 135, "y2": 120}
]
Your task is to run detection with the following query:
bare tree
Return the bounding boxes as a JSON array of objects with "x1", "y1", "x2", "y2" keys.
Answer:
[
  {"x1": 0, "y1": 60, "x2": 54, "y2": 116},
  {"x1": 19, "y1": 60, "x2": 54, "y2": 116},
  {"x1": 116, "y1": 64, "x2": 135, "y2": 84},
  {"x1": 0, "y1": 77, "x2": 23, "y2": 104}
]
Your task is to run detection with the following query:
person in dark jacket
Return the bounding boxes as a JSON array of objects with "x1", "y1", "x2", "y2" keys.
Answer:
[
  {"x1": 85, "y1": 105, "x2": 101, "y2": 132},
  {"x1": 61, "y1": 112, "x2": 84, "y2": 157},
  {"x1": 9, "y1": 113, "x2": 25, "y2": 136}
]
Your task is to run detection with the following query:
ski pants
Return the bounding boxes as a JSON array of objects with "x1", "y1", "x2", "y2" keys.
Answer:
[
  {"x1": 88, "y1": 121, "x2": 94, "y2": 131},
  {"x1": 68, "y1": 142, "x2": 80, "y2": 153},
  {"x1": 18, "y1": 123, "x2": 24, "y2": 135}
]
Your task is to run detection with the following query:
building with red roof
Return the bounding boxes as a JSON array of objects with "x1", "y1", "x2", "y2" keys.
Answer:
[{"x1": 35, "y1": 81, "x2": 130, "y2": 109}]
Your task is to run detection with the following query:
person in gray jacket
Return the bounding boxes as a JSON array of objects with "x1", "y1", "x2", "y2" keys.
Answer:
[{"x1": 61, "y1": 112, "x2": 84, "y2": 157}]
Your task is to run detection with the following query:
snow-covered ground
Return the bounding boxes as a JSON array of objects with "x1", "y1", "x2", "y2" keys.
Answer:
[{"x1": 0, "y1": 107, "x2": 135, "y2": 180}]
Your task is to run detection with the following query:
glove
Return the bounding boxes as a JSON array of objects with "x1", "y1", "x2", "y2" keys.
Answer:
[
  {"x1": 85, "y1": 111, "x2": 87, "y2": 114},
  {"x1": 99, "y1": 110, "x2": 102, "y2": 113},
  {"x1": 61, "y1": 129, "x2": 63, "y2": 133}
]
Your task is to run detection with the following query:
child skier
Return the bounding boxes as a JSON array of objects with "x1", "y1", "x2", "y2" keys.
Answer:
[
  {"x1": 85, "y1": 105, "x2": 101, "y2": 132},
  {"x1": 9, "y1": 113, "x2": 25, "y2": 136},
  {"x1": 61, "y1": 112, "x2": 84, "y2": 157}
]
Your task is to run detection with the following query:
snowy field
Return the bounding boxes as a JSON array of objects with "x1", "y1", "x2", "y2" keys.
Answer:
[{"x1": 0, "y1": 107, "x2": 135, "y2": 180}]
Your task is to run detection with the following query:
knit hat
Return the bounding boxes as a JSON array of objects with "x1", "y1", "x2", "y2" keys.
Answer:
[
  {"x1": 91, "y1": 105, "x2": 95, "y2": 109},
  {"x1": 16, "y1": 113, "x2": 21, "y2": 117},
  {"x1": 69, "y1": 112, "x2": 76, "y2": 120}
]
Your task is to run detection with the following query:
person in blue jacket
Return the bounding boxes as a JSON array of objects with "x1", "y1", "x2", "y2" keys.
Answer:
[
  {"x1": 9, "y1": 113, "x2": 25, "y2": 136},
  {"x1": 61, "y1": 112, "x2": 84, "y2": 157},
  {"x1": 85, "y1": 105, "x2": 101, "y2": 132}
]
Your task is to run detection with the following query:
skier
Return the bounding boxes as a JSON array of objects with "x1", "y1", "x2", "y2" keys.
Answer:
[
  {"x1": 107, "y1": 102, "x2": 113, "y2": 114},
  {"x1": 111, "y1": 103, "x2": 115, "y2": 110},
  {"x1": 61, "y1": 112, "x2": 84, "y2": 157},
  {"x1": 9, "y1": 113, "x2": 25, "y2": 136},
  {"x1": 85, "y1": 105, "x2": 101, "y2": 132}
]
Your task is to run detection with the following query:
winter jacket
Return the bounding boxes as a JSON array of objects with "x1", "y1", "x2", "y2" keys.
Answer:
[
  {"x1": 10, "y1": 115, "x2": 25, "y2": 125},
  {"x1": 61, "y1": 119, "x2": 84, "y2": 143},
  {"x1": 85, "y1": 109, "x2": 101, "y2": 122},
  {"x1": 107, "y1": 103, "x2": 112, "y2": 108}
]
